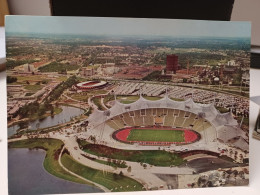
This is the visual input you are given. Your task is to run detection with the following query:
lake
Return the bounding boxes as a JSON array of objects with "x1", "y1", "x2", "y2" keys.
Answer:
[
  {"x1": 8, "y1": 106, "x2": 84, "y2": 137},
  {"x1": 8, "y1": 148, "x2": 103, "y2": 195}
]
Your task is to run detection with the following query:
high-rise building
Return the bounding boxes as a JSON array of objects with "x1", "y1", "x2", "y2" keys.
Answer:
[{"x1": 166, "y1": 54, "x2": 178, "y2": 74}]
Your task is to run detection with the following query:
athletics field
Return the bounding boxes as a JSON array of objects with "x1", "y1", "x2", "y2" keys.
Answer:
[
  {"x1": 127, "y1": 129, "x2": 184, "y2": 142},
  {"x1": 113, "y1": 127, "x2": 200, "y2": 145}
]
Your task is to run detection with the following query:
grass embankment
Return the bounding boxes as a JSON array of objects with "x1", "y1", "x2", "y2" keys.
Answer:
[
  {"x1": 127, "y1": 129, "x2": 185, "y2": 142},
  {"x1": 61, "y1": 153, "x2": 144, "y2": 192},
  {"x1": 103, "y1": 95, "x2": 114, "y2": 108},
  {"x1": 95, "y1": 159, "x2": 127, "y2": 168},
  {"x1": 78, "y1": 139, "x2": 185, "y2": 166},
  {"x1": 81, "y1": 153, "x2": 127, "y2": 168},
  {"x1": 92, "y1": 97, "x2": 106, "y2": 111},
  {"x1": 8, "y1": 139, "x2": 89, "y2": 185}
]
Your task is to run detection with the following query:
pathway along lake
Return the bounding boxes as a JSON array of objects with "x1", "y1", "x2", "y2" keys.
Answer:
[
  {"x1": 8, "y1": 148, "x2": 103, "y2": 195},
  {"x1": 8, "y1": 106, "x2": 84, "y2": 137}
]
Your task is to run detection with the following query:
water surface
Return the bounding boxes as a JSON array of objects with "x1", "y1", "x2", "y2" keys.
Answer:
[
  {"x1": 8, "y1": 106, "x2": 84, "y2": 137},
  {"x1": 8, "y1": 148, "x2": 103, "y2": 195}
]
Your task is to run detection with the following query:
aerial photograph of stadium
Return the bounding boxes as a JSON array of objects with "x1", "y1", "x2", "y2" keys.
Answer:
[{"x1": 6, "y1": 16, "x2": 250, "y2": 194}]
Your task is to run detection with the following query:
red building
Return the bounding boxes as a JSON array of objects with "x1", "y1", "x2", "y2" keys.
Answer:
[{"x1": 166, "y1": 54, "x2": 178, "y2": 74}]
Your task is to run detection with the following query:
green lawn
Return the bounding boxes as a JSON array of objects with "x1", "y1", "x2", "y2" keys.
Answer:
[
  {"x1": 95, "y1": 159, "x2": 128, "y2": 168},
  {"x1": 24, "y1": 84, "x2": 43, "y2": 92},
  {"x1": 78, "y1": 139, "x2": 185, "y2": 167},
  {"x1": 117, "y1": 95, "x2": 162, "y2": 104},
  {"x1": 92, "y1": 97, "x2": 106, "y2": 110},
  {"x1": 38, "y1": 61, "x2": 80, "y2": 72},
  {"x1": 170, "y1": 97, "x2": 184, "y2": 101},
  {"x1": 15, "y1": 75, "x2": 48, "y2": 82},
  {"x1": 144, "y1": 96, "x2": 162, "y2": 101},
  {"x1": 25, "y1": 92, "x2": 35, "y2": 96},
  {"x1": 70, "y1": 92, "x2": 89, "y2": 102},
  {"x1": 69, "y1": 90, "x2": 108, "y2": 103},
  {"x1": 127, "y1": 129, "x2": 185, "y2": 142},
  {"x1": 8, "y1": 139, "x2": 90, "y2": 185},
  {"x1": 57, "y1": 76, "x2": 69, "y2": 81},
  {"x1": 216, "y1": 106, "x2": 229, "y2": 113},
  {"x1": 54, "y1": 107, "x2": 63, "y2": 115},
  {"x1": 61, "y1": 153, "x2": 144, "y2": 192}
]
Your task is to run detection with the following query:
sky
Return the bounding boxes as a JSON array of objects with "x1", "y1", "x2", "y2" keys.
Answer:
[{"x1": 5, "y1": 15, "x2": 251, "y2": 38}]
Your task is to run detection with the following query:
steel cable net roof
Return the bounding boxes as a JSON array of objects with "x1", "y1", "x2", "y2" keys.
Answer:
[
  {"x1": 232, "y1": 137, "x2": 249, "y2": 152},
  {"x1": 217, "y1": 124, "x2": 248, "y2": 149},
  {"x1": 88, "y1": 95, "x2": 238, "y2": 127},
  {"x1": 217, "y1": 125, "x2": 246, "y2": 142}
]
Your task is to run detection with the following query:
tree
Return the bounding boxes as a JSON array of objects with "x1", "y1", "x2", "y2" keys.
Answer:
[
  {"x1": 119, "y1": 171, "x2": 124, "y2": 176},
  {"x1": 18, "y1": 121, "x2": 29, "y2": 129},
  {"x1": 7, "y1": 76, "x2": 17, "y2": 83},
  {"x1": 37, "y1": 107, "x2": 46, "y2": 117},
  {"x1": 50, "y1": 107, "x2": 54, "y2": 116},
  {"x1": 42, "y1": 80, "x2": 48, "y2": 84},
  {"x1": 127, "y1": 166, "x2": 131, "y2": 173},
  {"x1": 107, "y1": 158, "x2": 111, "y2": 165}
]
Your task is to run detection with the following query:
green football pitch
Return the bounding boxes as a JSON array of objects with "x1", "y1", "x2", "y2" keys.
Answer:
[{"x1": 127, "y1": 129, "x2": 185, "y2": 142}]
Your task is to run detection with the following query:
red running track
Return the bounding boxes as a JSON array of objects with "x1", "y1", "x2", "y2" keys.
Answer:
[
  {"x1": 184, "y1": 130, "x2": 198, "y2": 143},
  {"x1": 114, "y1": 127, "x2": 199, "y2": 145},
  {"x1": 115, "y1": 128, "x2": 131, "y2": 141}
]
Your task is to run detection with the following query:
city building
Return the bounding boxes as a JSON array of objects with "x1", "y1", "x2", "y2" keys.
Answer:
[
  {"x1": 166, "y1": 54, "x2": 179, "y2": 74},
  {"x1": 80, "y1": 67, "x2": 94, "y2": 77}
]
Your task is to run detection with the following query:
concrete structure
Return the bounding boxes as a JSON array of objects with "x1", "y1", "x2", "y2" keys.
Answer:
[
  {"x1": 87, "y1": 95, "x2": 248, "y2": 152},
  {"x1": 80, "y1": 67, "x2": 94, "y2": 77},
  {"x1": 23, "y1": 63, "x2": 34, "y2": 72},
  {"x1": 76, "y1": 80, "x2": 107, "y2": 90}
]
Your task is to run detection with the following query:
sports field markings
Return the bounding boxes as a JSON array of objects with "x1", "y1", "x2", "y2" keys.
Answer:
[{"x1": 127, "y1": 129, "x2": 185, "y2": 142}]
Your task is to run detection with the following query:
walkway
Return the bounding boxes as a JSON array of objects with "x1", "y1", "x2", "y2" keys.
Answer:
[{"x1": 50, "y1": 133, "x2": 195, "y2": 190}]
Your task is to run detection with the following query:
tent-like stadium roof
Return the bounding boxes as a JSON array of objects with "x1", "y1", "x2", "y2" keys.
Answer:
[
  {"x1": 217, "y1": 125, "x2": 247, "y2": 143},
  {"x1": 88, "y1": 95, "x2": 238, "y2": 128},
  {"x1": 232, "y1": 137, "x2": 249, "y2": 152}
]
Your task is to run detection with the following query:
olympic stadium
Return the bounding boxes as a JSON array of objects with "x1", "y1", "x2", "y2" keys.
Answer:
[
  {"x1": 73, "y1": 81, "x2": 249, "y2": 190},
  {"x1": 83, "y1": 95, "x2": 248, "y2": 153}
]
